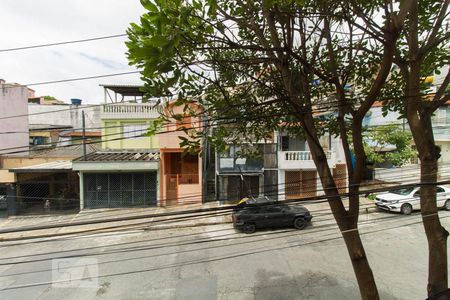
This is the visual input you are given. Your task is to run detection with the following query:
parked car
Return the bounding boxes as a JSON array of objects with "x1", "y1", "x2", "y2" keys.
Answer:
[
  {"x1": 374, "y1": 185, "x2": 450, "y2": 215},
  {"x1": 232, "y1": 202, "x2": 313, "y2": 234}
]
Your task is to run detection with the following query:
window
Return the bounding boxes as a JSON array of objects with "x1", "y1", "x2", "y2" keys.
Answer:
[
  {"x1": 266, "y1": 206, "x2": 283, "y2": 213},
  {"x1": 122, "y1": 123, "x2": 147, "y2": 139}
]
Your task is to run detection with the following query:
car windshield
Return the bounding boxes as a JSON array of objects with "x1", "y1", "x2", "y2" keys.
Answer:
[{"x1": 389, "y1": 187, "x2": 414, "y2": 195}]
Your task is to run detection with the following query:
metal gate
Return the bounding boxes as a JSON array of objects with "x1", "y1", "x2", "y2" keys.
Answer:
[{"x1": 84, "y1": 172, "x2": 157, "y2": 208}]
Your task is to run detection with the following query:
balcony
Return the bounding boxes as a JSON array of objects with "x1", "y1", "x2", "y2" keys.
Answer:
[
  {"x1": 101, "y1": 103, "x2": 160, "y2": 120},
  {"x1": 278, "y1": 150, "x2": 336, "y2": 169}
]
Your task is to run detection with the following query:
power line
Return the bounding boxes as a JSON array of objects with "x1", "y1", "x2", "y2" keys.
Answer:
[
  {"x1": 3, "y1": 174, "x2": 450, "y2": 235},
  {"x1": 25, "y1": 71, "x2": 140, "y2": 87},
  {"x1": 0, "y1": 34, "x2": 127, "y2": 53}
]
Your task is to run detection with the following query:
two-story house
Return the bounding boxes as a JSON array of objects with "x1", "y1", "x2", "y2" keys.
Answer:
[
  {"x1": 277, "y1": 131, "x2": 347, "y2": 200},
  {"x1": 158, "y1": 101, "x2": 204, "y2": 206},
  {"x1": 215, "y1": 142, "x2": 278, "y2": 203},
  {"x1": 72, "y1": 85, "x2": 160, "y2": 209}
]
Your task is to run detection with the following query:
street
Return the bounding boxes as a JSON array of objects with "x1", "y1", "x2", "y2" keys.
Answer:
[{"x1": 0, "y1": 208, "x2": 449, "y2": 300}]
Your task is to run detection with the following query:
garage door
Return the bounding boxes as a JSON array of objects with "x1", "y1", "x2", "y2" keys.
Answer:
[{"x1": 84, "y1": 172, "x2": 157, "y2": 208}]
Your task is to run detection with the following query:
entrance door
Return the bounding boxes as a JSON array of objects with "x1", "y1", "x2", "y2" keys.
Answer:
[
  {"x1": 286, "y1": 171, "x2": 301, "y2": 199},
  {"x1": 285, "y1": 170, "x2": 317, "y2": 199},
  {"x1": 301, "y1": 170, "x2": 317, "y2": 198}
]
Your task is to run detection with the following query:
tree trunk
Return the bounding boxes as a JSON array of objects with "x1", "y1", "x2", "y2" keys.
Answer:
[
  {"x1": 342, "y1": 229, "x2": 380, "y2": 300},
  {"x1": 302, "y1": 116, "x2": 380, "y2": 300},
  {"x1": 410, "y1": 118, "x2": 449, "y2": 299}
]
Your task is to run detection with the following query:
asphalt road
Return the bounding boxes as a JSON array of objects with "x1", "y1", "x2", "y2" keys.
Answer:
[{"x1": 0, "y1": 209, "x2": 449, "y2": 300}]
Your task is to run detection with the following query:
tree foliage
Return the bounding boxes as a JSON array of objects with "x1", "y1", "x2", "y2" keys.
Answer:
[
  {"x1": 125, "y1": 0, "x2": 450, "y2": 298},
  {"x1": 363, "y1": 125, "x2": 415, "y2": 167}
]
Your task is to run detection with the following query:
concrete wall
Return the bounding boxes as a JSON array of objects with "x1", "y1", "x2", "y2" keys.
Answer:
[
  {"x1": 28, "y1": 104, "x2": 101, "y2": 130},
  {"x1": 0, "y1": 85, "x2": 29, "y2": 155},
  {"x1": 436, "y1": 140, "x2": 450, "y2": 166}
]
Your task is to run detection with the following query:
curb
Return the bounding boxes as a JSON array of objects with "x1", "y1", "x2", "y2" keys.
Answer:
[{"x1": 143, "y1": 220, "x2": 231, "y2": 231}]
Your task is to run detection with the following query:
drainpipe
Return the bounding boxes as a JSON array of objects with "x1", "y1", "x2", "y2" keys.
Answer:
[{"x1": 201, "y1": 111, "x2": 208, "y2": 203}]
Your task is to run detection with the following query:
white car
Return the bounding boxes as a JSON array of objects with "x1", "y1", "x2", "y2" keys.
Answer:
[{"x1": 374, "y1": 185, "x2": 450, "y2": 215}]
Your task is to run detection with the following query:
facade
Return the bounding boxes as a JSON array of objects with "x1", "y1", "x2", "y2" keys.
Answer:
[
  {"x1": 101, "y1": 102, "x2": 159, "y2": 150},
  {"x1": 215, "y1": 143, "x2": 277, "y2": 203},
  {"x1": 158, "y1": 102, "x2": 203, "y2": 206},
  {"x1": 72, "y1": 85, "x2": 161, "y2": 209},
  {"x1": 276, "y1": 132, "x2": 347, "y2": 200},
  {"x1": 0, "y1": 80, "x2": 30, "y2": 156},
  {"x1": 3, "y1": 144, "x2": 99, "y2": 215},
  {"x1": 72, "y1": 152, "x2": 159, "y2": 209}
]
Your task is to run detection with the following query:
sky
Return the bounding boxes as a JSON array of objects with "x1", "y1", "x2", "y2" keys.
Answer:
[{"x1": 0, "y1": 1, "x2": 147, "y2": 104}]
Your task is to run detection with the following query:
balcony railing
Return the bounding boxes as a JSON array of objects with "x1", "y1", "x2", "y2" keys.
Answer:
[
  {"x1": 283, "y1": 151, "x2": 332, "y2": 161},
  {"x1": 279, "y1": 150, "x2": 335, "y2": 169},
  {"x1": 101, "y1": 103, "x2": 160, "y2": 119}
]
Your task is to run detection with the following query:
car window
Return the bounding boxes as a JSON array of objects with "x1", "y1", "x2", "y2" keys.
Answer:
[
  {"x1": 243, "y1": 207, "x2": 261, "y2": 214},
  {"x1": 390, "y1": 187, "x2": 414, "y2": 195},
  {"x1": 266, "y1": 206, "x2": 282, "y2": 213}
]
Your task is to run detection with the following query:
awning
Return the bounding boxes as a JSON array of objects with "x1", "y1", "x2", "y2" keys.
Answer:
[
  {"x1": 72, "y1": 151, "x2": 160, "y2": 172},
  {"x1": 9, "y1": 161, "x2": 72, "y2": 173}
]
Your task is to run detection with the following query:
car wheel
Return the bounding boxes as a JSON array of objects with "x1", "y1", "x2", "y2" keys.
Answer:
[
  {"x1": 242, "y1": 223, "x2": 256, "y2": 234},
  {"x1": 400, "y1": 203, "x2": 413, "y2": 215},
  {"x1": 294, "y1": 217, "x2": 307, "y2": 230},
  {"x1": 445, "y1": 200, "x2": 450, "y2": 211}
]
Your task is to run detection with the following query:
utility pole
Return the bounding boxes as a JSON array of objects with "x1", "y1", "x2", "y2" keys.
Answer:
[{"x1": 82, "y1": 110, "x2": 86, "y2": 160}]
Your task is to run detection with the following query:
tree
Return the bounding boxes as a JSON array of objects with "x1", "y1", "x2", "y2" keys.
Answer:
[
  {"x1": 363, "y1": 124, "x2": 415, "y2": 167},
  {"x1": 382, "y1": 1, "x2": 450, "y2": 297},
  {"x1": 126, "y1": 1, "x2": 411, "y2": 299}
]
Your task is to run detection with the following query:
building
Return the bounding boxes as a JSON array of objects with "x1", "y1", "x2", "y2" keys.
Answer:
[
  {"x1": 72, "y1": 85, "x2": 161, "y2": 209},
  {"x1": 276, "y1": 131, "x2": 347, "y2": 200},
  {"x1": 215, "y1": 143, "x2": 278, "y2": 203},
  {"x1": 4, "y1": 144, "x2": 99, "y2": 215},
  {"x1": 158, "y1": 101, "x2": 204, "y2": 206},
  {"x1": 0, "y1": 79, "x2": 30, "y2": 156}
]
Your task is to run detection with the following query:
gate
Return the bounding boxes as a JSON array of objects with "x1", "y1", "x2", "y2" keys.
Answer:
[{"x1": 84, "y1": 172, "x2": 157, "y2": 208}]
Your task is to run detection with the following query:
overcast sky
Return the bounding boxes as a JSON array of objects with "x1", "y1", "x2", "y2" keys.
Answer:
[{"x1": 0, "y1": 1, "x2": 146, "y2": 104}]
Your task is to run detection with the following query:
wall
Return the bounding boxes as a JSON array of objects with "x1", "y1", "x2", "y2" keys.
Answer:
[
  {"x1": 101, "y1": 119, "x2": 159, "y2": 150},
  {"x1": 374, "y1": 165, "x2": 420, "y2": 183},
  {"x1": 28, "y1": 104, "x2": 101, "y2": 129},
  {"x1": 0, "y1": 85, "x2": 29, "y2": 155},
  {"x1": 436, "y1": 140, "x2": 450, "y2": 166},
  {"x1": 159, "y1": 102, "x2": 202, "y2": 150},
  {"x1": 0, "y1": 156, "x2": 73, "y2": 183}
]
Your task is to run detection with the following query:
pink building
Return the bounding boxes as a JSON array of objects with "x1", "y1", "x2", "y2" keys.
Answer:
[{"x1": 158, "y1": 101, "x2": 203, "y2": 206}]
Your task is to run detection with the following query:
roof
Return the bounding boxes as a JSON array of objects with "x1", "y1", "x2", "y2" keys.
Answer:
[
  {"x1": 100, "y1": 84, "x2": 145, "y2": 97},
  {"x1": 73, "y1": 151, "x2": 160, "y2": 162},
  {"x1": 60, "y1": 131, "x2": 101, "y2": 137},
  {"x1": 30, "y1": 144, "x2": 100, "y2": 158},
  {"x1": 9, "y1": 161, "x2": 72, "y2": 173}
]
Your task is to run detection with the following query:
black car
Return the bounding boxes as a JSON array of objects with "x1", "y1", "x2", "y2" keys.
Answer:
[{"x1": 232, "y1": 202, "x2": 313, "y2": 234}]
